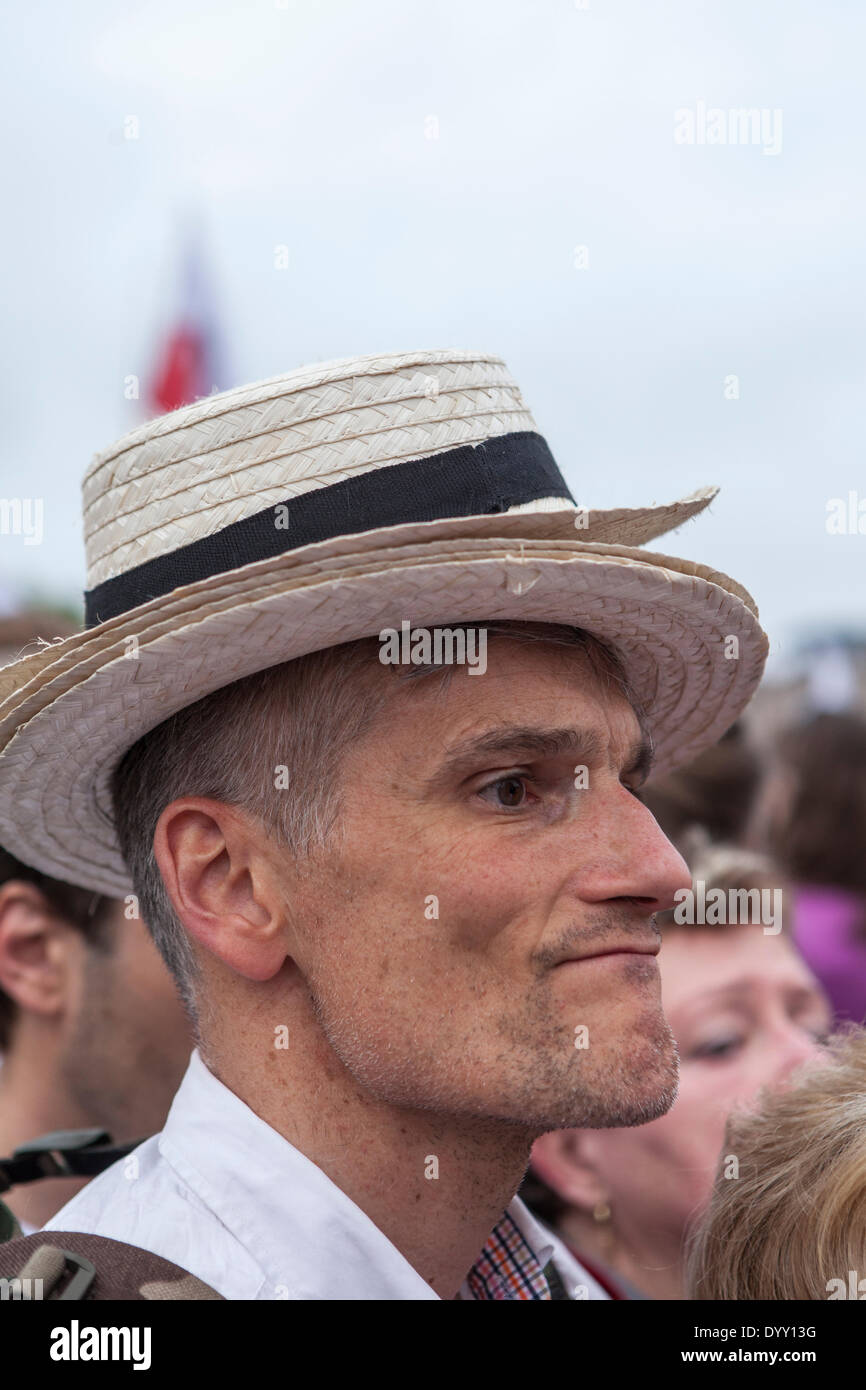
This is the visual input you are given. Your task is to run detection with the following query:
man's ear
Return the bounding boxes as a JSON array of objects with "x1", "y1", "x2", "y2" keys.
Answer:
[
  {"x1": 153, "y1": 797, "x2": 289, "y2": 982},
  {"x1": 530, "y1": 1130, "x2": 611, "y2": 1213},
  {"x1": 0, "y1": 880, "x2": 82, "y2": 1020}
]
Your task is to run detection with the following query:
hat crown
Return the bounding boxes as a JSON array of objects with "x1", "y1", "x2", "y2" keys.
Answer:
[{"x1": 83, "y1": 349, "x2": 537, "y2": 592}]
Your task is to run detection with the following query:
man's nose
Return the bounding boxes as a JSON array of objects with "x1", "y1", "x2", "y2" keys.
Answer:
[{"x1": 580, "y1": 791, "x2": 692, "y2": 913}]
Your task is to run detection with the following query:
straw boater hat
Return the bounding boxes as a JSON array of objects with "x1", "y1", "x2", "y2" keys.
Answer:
[{"x1": 0, "y1": 348, "x2": 767, "y2": 898}]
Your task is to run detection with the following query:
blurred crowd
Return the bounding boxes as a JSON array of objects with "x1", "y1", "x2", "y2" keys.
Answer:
[{"x1": 1, "y1": 608, "x2": 865, "y2": 1299}]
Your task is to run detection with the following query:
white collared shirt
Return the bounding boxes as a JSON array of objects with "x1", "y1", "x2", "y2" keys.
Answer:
[{"x1": 44, "y1": 1049, "x2": 608, "y2": 1301}]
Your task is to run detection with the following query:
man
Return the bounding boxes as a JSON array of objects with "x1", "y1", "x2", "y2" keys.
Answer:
[
  {"x1": 0, "y1": 348, "x2": 768, "y2": 1299},
  {"x1": 0, "y1": 848, "x2": 192, "y2": 1232}
]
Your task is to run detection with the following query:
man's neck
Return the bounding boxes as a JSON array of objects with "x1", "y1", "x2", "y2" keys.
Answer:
[
  {"x1": 205, "y1": 1030, "x2": 536, "y2": 1300},
  {"x1": 0, "y1": 1030, "x2": 93, "y2": 1230}
]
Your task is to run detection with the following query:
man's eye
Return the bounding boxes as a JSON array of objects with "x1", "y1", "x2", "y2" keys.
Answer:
[{"x1": 480, "y1": 776, "x2": 529, "y2": 809}]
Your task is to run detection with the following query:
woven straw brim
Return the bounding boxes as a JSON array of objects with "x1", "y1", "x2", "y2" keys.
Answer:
[
  {"x1": 0, "y1": 489, "x2": 722, "y2": 709},
  {"x1": 0, "y1": 513, "x2": 767, "y2": 898}
]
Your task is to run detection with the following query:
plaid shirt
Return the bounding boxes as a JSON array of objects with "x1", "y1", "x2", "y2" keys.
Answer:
[{"x1": 463, "y1": 1210, "x2": 571, "y2": 1300}]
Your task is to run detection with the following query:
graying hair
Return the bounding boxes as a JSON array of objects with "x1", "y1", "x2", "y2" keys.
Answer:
[{"x1": 110, "y1": 621, "x2": 640, "y2": 1033}]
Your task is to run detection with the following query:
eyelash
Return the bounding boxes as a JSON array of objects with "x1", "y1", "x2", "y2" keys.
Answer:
[
  {"x1": 691, "y1": 1024, "x2": 832, "y2": 1063},
  {"x1": 476, "y1": 774, "x2": 644, "y2": 809},
  {"x1": 691, "y1": 1037, "x2": 744, "y2": 1060}
]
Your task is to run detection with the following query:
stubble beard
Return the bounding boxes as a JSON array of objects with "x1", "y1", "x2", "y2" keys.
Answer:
[{"x1": 307, "y1": 961, "x2": 680, "y2": 1137}]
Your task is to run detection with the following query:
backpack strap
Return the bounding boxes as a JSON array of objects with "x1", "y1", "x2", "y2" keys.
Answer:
[
  {"x1": 0, "y1": 1232, "x2": 224, "y2": 1300},
  {"x1": 0, "y1": 1129, "x2": 142, "y2": 1192}
]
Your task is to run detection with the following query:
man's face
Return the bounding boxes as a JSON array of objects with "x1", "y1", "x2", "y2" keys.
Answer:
[
  {"x1": 285, "y1": 637, "x2": 692, "y2": 1133},
  {"x1": 62, "y1": 908, "x2": 192, "y2": 1139}
]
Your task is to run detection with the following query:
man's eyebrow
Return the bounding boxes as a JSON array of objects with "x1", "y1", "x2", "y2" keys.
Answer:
[{"x1": 425, "y1": 724, "x2": 654, "y2": 786}]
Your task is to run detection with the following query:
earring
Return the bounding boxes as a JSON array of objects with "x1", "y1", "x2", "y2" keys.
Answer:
[{"x1": 592, "y1": 1201, "x2": 611, "y2": 1223}]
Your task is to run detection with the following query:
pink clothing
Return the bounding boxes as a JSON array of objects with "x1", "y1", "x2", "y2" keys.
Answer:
[{"x1": 792, "y1": 885, "x2": 866, "y2": 1024}]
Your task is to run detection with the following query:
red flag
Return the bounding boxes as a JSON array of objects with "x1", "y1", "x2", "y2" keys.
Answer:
[
  {"x1": 148, "y1": 237, "x2": 227, "y2": 415},
  {"x1": 149, "y1": 326, "x2": 207, "y2": 414}
]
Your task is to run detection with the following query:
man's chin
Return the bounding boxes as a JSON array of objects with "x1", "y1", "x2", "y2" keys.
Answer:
[{"x1": 528, "y1": 1016, "x2": 680, "y2": 1131}]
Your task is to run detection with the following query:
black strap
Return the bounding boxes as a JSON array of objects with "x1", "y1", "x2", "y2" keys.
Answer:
[{"x1": 0, "y1": 1129, "x2": 145, "y2": 1193}]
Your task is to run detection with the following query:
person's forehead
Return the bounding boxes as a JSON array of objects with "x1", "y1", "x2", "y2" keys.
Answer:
[
  {"x1": 661, "y1": 929, "x2": 820, "y2": 1012},
  {"x1": 373, "y1": 635, "x2": 644, "y2": 756}
]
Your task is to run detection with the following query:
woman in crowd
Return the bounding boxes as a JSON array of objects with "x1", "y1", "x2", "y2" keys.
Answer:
[
  {"x1": 524, "y1": 843, "x2": 833, "y2": 1299},
  {"x1": 686, "y1": 1025, "x2": 866, "y2": 1300}
]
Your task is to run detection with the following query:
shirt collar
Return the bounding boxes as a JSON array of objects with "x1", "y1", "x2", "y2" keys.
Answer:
[
  {"x1": 159, "y1": 1050, "x2": 563, "y2": 1300},
  {"x1": 461, "y1": 1205, "x2": 555, "y2": 1300}
]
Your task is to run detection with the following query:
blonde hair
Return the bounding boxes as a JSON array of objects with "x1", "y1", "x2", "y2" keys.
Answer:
[{"x1": 685, "y1": 1027, "x2": 866, "y2": 1299}]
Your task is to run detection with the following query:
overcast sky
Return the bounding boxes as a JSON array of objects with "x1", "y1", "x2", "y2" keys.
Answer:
[{"x1": 0, "y1": 0, "x2": 863, "y2": 675}]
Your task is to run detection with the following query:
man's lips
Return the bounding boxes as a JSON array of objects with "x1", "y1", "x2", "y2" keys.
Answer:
[{"x1": 553, "y1": 940, "x2": 661, "y2": 966}]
